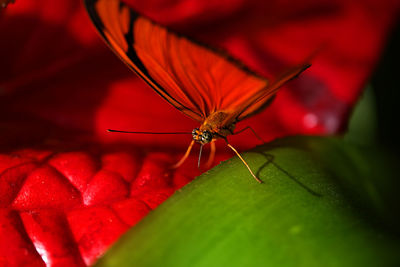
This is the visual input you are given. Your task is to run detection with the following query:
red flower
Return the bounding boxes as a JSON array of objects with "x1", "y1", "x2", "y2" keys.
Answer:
[{"x1": 0, "y1": 0, "x2": 398, "y2": 266}]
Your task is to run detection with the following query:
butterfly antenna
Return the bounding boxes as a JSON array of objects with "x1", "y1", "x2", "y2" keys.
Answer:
[
  {"x1": 197, "y1": 144, "x2": 204, "y2": 170},
  {"x1": 107, "y1": 129, "x2": 192, "y2": 134},
  {"x1": 172, "y1": 140, "x2": 195, "y2": 169},
  {"x1": 226, "y1": 143, "x2": 263, "y2": 183}
]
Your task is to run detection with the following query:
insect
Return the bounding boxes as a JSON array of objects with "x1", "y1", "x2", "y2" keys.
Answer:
[{"x1": 84, "y1": 0, "x2": 310, "y2": 183}]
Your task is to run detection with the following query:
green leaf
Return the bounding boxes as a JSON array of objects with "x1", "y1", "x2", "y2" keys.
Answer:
[
  {"x1": 96, "y1": 136, "x2": 400, "y2": 267},
  {"x1": 344, "y1": 85, "x2": 378, "y2": 146}
]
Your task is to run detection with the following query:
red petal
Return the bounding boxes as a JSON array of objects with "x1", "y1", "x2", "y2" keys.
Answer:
[
  {"x1": 101, "y1": 151, "x2": 143, "y2": 183},
  {"x1": 112, "y1": 198, "x2": 151, "y2": 226},
  {"x1": 12, "y1": 165, "x2": 82, "y2": 211},
  {"x1": 0, "y1": 210, "x2": 45, "y2": 267},
  {"x1": 0, "y1": 159, "x2": 37, "y2": 207},
  {"x1": 83, "y1": 170, "x2": 129, "y2": 206},
  {"x1": 20, "y1": 210, "x2": 85, "y2": 266},
  {"x1": 48, "y1": 152, "x2": 98, "y2": 192},
  {"x1": 67, "y1": 206, "x2": 129, "y2": 265},
  {"x1": 130, "y1": 153, "x2": 173, "y2": 192}
]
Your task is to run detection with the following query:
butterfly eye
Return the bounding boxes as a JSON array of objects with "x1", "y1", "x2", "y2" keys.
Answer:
[
  {"x1": 201, "y1": 131, "x2": 213, "y2": 143},
  {"x1": 192, "y1": 128, "x2": 203, "y2": 142},
  {"x1": 192, "y1": 128, "x2": 199, "y2": 137}
]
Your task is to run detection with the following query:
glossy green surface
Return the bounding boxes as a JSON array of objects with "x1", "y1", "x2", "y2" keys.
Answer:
[{"x1": 96, "y1": 136, "x2": 400, "y2": 267}]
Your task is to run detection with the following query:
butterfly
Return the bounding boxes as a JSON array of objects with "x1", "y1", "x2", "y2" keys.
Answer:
[{"x1": 84, "y1": 0, "x2": 310, "y2": 183}]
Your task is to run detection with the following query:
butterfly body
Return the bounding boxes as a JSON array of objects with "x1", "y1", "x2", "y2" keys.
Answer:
[{"x1": 200, "y1": 111, "x2": 235, "y2": 138}]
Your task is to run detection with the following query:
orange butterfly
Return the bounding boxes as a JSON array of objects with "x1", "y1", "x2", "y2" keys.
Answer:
[{"x1": 84, "y1": 0, "x2": 310, "y2": 183}]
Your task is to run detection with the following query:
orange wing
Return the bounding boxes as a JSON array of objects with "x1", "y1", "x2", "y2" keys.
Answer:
[{"x1": 84, "y1": 0, "x2": 309, "y2": 125}]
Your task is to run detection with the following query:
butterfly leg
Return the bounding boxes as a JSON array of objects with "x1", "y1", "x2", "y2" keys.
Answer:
[
  {"x1": 205, "y1": 141, "x2": 216, "y2": 169},
  {"x1": 234, "y1": 126, "x2": 265, "y2": 144},
  {"x1": 172, "y1": 140, "x2": 195, "y2": 169},
  {"x1": 225, "y1": 141, "x2": 263, "y2": 183}
]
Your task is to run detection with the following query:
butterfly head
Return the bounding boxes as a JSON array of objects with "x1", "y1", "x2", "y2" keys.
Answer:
[{"x1": 192, "y1": 128, "x2": 213, "y2": 145}]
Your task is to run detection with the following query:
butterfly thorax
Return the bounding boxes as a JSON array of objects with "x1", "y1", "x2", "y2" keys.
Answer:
[{"x1": 192, "y1": 111, "x2": 236, "y2": 145}]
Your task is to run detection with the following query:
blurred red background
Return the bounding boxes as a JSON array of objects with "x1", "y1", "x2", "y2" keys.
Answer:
[{"x1": 1, "y1": 0, "x2": 398, "y2": 149}]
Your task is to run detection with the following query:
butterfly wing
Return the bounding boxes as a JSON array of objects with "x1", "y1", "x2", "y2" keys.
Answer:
[
  {"x1": 85, "y1": 0, "x2": 203, "y2": 121},
  {"x1": 234, "y1": 63, "x2": 311, "y2": 121},
  {"x1": 85, "y1": 0, "x2": 309, "y2": 127}
]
